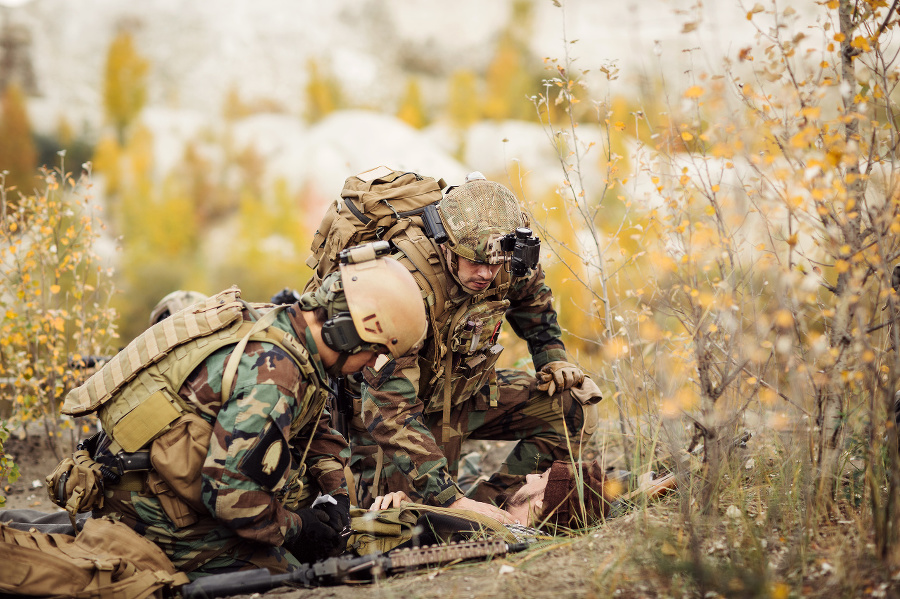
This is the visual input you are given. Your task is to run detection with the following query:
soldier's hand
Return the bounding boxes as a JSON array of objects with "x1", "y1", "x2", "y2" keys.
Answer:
[
  {"x1": 537, "y1": 361, "x2": 586, "y2": 396},
  {"x1": 286, "y1": 508, "x2": 342, "y2": 561},
  {"x1": 314, "y1": 494, "x2": 351, "y2": 534},
  {"x1": 449, "y1": 496, "x2": 515, "y2": 524},
  {"x1": 369, "y1": 491, "x2": 411, "y2": 511}
]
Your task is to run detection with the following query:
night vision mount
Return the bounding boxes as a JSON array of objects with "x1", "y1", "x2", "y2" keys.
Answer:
[{"x1": 500, "y1": 228, "x2": 540, "y2": 277}]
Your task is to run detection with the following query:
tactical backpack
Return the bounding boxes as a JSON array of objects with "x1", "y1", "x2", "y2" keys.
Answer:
[
  {"x1": 62, "y1": 287, "x2": 325, "y2": 454},
  {"x1": 0, "y1": 517, "x2": 189, "y2": 598},
  {"x1": 305, "y1": 166, "x2": 446, "y2": 294}
]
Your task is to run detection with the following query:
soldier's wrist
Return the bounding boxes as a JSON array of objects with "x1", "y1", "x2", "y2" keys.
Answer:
[
  {"x1": 433, "y1": 484, "x2": 464, "y2": 507},
  {"x1": 532, "y1": 348, "x2": 568, "y2": 372}
]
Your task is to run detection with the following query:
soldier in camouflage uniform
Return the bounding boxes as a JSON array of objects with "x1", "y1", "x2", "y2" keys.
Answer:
[
  {"x1": 80, "y1": 252, "x2": 426, "y2": 579},
  {"x1": 349, "y1": 173, "x2": 603, "y2": 520}
]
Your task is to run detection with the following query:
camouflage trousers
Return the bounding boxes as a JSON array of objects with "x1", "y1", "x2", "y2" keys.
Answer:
[
  {"x1": 349, "y1": 368, "x2": 587, "y2": 508},
  {"x1": 94, "y1": 471, "x2": 316, "y2": 580}
]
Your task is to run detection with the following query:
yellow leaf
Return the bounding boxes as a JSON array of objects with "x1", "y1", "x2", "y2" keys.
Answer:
[
  {"x1": 851, "y1": 36, "x2": 871, "y2": 52},
  {"x1": 834, "y1": 33, "x2": 846, "y2": 42},
  {"x1": 775, "y1": 310, "x2": 793, "y2": 328},
  {"x1": 681, "y1": 131, "x2": 694, "y2": 141},
  {"x1": 835, "y1": 259, "x2": 849, "y2": 273},
  {"x1": 50, "y1": 284, "x2": 60, "y2": 294},
  {"x1": 800, "y1": 106, "x2": 821, "y2": 119},
  {"x1": 685, "y1": 85, "x2": 704, "y2": 99}
]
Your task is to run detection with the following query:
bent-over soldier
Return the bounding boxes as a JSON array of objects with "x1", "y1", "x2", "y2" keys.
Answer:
[{"x1": 348, "y1": 173, "x2": 603, "y2": 521}]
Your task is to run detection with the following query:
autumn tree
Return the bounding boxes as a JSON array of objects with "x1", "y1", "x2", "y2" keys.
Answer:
[
  {"x1": 0, "y1": 165, "x2": 118, "y2": 468},
  {"x1": 396, "y1": 77, "x2": 427, "y2": 129},
  {"x1": 304, "y1": 58, "x2": 342, "y2": 123},
  {"x1": 0, "y1": 83, "x2": 36, "y2": 194},
  {"x1": 447, "y1": 69, "x2": 480, "y2": 130},
  {"x1": 103, "y1": 31, "x2": 149, "y2": 143}
]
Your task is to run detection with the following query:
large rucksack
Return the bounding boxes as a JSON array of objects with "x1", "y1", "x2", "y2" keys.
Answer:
[
  {"x1": 304, "y1": 166, "x2": 449, "y2": 303},
  {"x1": 0, "y1": 517, "x2": 189, "y2": 598}
]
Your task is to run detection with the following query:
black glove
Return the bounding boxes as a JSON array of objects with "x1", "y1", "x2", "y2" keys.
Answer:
[
  {"x1": 270, "y1": 287, "x2": 301, "y2": 305},
  {"x1": 314, "y1": 494, "x2": 351, "y2": 534},
  {"x1": 285, "y1": 508, "x2": 341, "y2": 563}
]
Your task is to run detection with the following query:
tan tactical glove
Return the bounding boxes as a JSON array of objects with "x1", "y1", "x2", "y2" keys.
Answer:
[{"x1": 536, "y1": 361, "x2": 586, "y2": 396}]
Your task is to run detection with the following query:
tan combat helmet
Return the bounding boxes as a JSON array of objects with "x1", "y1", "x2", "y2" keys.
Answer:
[
  {"x1": 302, "y1": 241, "x2": 427, "y2": 359},
  {"x1": 341, "y1": 242, "x2": 427, "y2": 358},
  {"x1": 148, "y1": 290, "x2": 208, "y2": 326},
  {"x1": 438, "y1": 172, "x2": 527, "y2": 264}
]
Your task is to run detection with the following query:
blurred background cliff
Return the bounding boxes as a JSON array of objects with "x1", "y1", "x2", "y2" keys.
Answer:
[{"x1": 0, "y1": 0, "x2": 768, "y2": 343}]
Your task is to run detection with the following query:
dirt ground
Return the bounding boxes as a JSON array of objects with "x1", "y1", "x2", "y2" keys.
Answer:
[
  {"x1": 5, "y1": 427, "x2": 900, "y2": 598},
  {"x1": 2, "y1": 431, "x2": 66, "y2": 512}
]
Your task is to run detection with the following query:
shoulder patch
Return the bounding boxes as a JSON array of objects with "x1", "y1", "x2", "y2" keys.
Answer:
[{"x1": 239, "y1": 421, "x2": 290, "y2": 489}]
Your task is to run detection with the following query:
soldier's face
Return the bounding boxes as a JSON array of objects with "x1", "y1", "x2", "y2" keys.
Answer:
[
  {"x1": 456, "y1": 256, "x2": 502, "y2": 293},
  {"x1": 341, "y1": 350, "x2": 379, "y2": 374},
  {"x1": 507, "y1": 468, "x2": 551, "y2": 511}
]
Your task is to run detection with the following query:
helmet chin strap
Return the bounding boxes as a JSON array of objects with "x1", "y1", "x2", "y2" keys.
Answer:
[
  {"x1": 326, "y1": 352, "x2": 350, "y2": 379},
  {"x1": 442, "y1": 245, "x2": 476, "y2": 295}
]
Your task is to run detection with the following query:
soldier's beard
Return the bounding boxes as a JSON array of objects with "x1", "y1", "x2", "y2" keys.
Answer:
[{"x1": 443, "y1": 247, "x2": 481, "y2": 295}]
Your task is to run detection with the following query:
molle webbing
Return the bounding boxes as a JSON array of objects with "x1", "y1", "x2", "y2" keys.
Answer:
[
  {"x1": 63, "y1": 287, "x2": 326, "y2": 454},
  {"x1": 100, "y1": 319, "x2": 323, "y2": 454},
  {"x1": 62, "y1": 288, "x2": 245, "y2": 418}
]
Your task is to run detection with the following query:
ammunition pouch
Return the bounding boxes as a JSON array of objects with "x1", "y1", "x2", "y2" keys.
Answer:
[
  {"x1": 146, "y1": 412, "x2": 213, "y2": 528},
  {"x1": 424, "y1": 299, "x2": 508, "y2": 414}
]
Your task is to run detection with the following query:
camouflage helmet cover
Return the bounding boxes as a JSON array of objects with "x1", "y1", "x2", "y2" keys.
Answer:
[
  {"x1": 149, "y1": 290, "x2": 208, "y2": 326},
  {"x1": 438, "y1": 173, "x2": 526, "y2": 264}
]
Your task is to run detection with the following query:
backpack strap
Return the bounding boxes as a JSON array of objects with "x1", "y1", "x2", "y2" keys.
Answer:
[
  {"x1": 441, "y1": 301, "x2": 470, "y2": 445},
  {"x1": 220, "y1": 304, "x2": 289, "y2": 404},
  {"x1": 392, "y1": 230, "x2": 447, "y2": 322}
]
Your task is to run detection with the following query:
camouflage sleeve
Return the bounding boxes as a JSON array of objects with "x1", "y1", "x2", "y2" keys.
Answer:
[
  {"x1": 505, "y1": 264, "x2": 567, "y2": 370},
  {"x1": 200, "y1": 343, "x2": 307, "y2": 547},
  {"x1": 361, "y1": 353, "x2": 464, "y2": 507},
  {"x1": 303, "y1": 406, "x2": 349, "y2": 497}
]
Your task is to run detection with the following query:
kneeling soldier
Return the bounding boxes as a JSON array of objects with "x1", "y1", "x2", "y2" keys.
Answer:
[{"x1": 50, "y1": 244, "x2": 426, "y2": 579}]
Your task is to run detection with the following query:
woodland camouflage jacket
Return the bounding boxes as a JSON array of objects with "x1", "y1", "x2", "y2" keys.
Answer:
[
  {"x1": 178, "y1": 305, "x2": 347, "y2": 546},
  {"x1": 361, "y1": 255, "x2": 566, "y2": 506}
]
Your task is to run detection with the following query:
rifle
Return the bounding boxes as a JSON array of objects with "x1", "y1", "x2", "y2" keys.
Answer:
[{"x1": 180, "y1": 538, "x2": 529, "y2": 599}]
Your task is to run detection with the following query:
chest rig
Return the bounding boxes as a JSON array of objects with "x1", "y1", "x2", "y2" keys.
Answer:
[{"x1": 390, "y1": 237, "x2": 518, "y2": 442}]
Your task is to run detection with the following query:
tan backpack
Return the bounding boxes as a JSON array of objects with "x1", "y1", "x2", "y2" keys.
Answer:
[
  {"x1": 0, "y1": 517, "x2": 189, "y2": 598},
  {"x1": 304, "y1": 166, "x2": 447, "y2": 294}
]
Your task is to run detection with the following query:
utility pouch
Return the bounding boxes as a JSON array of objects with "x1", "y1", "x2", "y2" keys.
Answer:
[
  {"x1": 424, "y1": 299, "x2": 508, "y2": 414},
  {"x1": 46, "y1": 450, "x2": 108, "y2": 516},
  {"x1": 147, "y1": 412, "x2": 213, "y2": 528}
]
